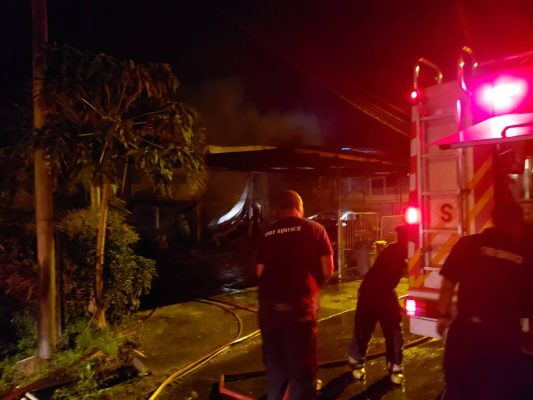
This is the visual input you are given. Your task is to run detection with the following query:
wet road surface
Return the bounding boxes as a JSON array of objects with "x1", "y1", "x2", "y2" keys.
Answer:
[
  {"x1": 151, "y1": 294, "x2": 445, "y2": 399},
  {"x1": 24, "y1": 245, "x2": 533, "y2": 399},
  {"x1": 133, "y1": 247, "x2": 447, "y2": 399}
]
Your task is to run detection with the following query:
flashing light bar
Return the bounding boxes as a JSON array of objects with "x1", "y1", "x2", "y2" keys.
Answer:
[{"x1": 475, "y1": 76, "x2": 528, "y2": 114}]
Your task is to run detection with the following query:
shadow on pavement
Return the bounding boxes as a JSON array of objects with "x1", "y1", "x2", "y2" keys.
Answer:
[
  {"x1": 348, "y1": 375, "x2": 397, "y2": 400},
  {"x1": 317, "y1": 371, "x2": 354, "y2": 399}
]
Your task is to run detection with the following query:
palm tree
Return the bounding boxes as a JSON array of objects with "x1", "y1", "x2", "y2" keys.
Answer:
[
  {"x1": 32, "y1": 0, "x2": 56, "y2": 359},
  {"x1": 36, "y1": 45, "x2": 206, "y2": 328}
]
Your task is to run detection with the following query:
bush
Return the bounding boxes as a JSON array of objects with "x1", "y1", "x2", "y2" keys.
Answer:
[
  {"x1": 50, "y1": 321, "x2": 125, "y2": 400},
  {"x1": 0, "y1": 312, "x2": 37, "y2": 393},
  {"x1": 58, "y1": 208, "x2": 156, "y2": 324},
  {"x1": 0, "y1": 219, "x2": 38, "y2": 359},
  {"x1": 0, "y1": 318, "x2": 126, "y2": 398}
]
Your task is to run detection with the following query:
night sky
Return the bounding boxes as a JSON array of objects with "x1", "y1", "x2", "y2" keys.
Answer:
[{"x1": 1, "y1": 0, "x2": 532, "y2": 157}]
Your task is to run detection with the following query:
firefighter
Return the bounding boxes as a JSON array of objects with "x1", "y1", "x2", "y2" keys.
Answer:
[
  {"x1": 255, "y1": 190, "x2": 334, "y2": 400},
  {"x1": 347, "y1": 225, "x2": 408, "y2": 384},
  {"x1": 437, "y1": 201, "x2": 529, "y2": 400},
  {"x1": 517, "y1": 218, "x2": 533, "y2": 399}
]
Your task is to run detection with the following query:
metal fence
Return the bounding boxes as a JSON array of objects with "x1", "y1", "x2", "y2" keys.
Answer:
[
  {"x1": 380, "y1": 214, "x2": 404, "y2": 243},
  {"x1": 338, "y1": 213, "x2": 403, "y2": 278},
  {"x1": 341, "y1": 212, "x2": 381, "y2": 248}
]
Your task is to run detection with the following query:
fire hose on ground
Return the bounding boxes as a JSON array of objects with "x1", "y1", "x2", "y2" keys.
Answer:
[{"x1": 146, "y1": 294, "x2": 431, "y2": 400}]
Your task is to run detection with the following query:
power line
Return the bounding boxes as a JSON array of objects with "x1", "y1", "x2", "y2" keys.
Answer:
[{"x1": 215, "y1": 8, "x2": 410, "y2": 137}]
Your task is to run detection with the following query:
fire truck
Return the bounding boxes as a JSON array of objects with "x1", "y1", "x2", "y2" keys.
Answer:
[{"x1": 404, "y1": 47, "x2": 533, "y2": 338}]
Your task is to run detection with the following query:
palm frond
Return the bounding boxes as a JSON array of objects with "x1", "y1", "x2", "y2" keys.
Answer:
[{"x1": 33, "y1": 44, "x2": 205, "y2": 194}]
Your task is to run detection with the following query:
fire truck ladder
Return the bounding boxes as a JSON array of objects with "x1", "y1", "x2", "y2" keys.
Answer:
[{"x1": 413, "y1": 58, "x2": 465, "y2": 271}]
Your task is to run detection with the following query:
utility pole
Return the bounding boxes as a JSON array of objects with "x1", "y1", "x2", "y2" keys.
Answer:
[{"x1": 32, "y1": 0, "x2": 56, "y2": 359}]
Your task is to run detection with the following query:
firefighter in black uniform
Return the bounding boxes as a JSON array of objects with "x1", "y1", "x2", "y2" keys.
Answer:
[
  {"x1": 437, "y1": 201, "x2": 529, "y2": 400},
  {"x1": 256, "y1": 190, "x2": 334, "y2": 400},
  {"x1": 348, "y1": 225, "x2": 408, "y2": 384}
]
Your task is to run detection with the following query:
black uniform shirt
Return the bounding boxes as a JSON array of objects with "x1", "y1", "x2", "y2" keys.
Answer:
[
  {"x1": 256, "y1": 216, "x2": 333, "y2": 316},
  {"x1": 358, "y1": 241, "x2": 407, "y2": 300},
  {"x1": 440, "y1": 227, "x2": 528, "y2": 324}
]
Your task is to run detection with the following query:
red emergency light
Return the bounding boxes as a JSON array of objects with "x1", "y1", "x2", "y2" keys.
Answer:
[
  {"x1": 405, "y1": 298, "x2": 417, "y2": 316},
  {"x1": 409, "y1": 89, "x2": 422, "y2": 104},
  {"x1": 475, "y1": 76, "x2": 528, "y2": 114},
  {"x1": 404, "y1": 206, "x2": 420, "y2": 225}
]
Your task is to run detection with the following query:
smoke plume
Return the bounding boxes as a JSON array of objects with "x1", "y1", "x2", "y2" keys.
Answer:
[{"x1": 189, "y1": 77, "x2": 323, "y2": 147}]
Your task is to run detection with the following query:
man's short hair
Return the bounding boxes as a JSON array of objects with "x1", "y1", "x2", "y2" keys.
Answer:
[
  {"x1": 492, "y1": 201, "x2": 523, "y2": 227},
  {"x1": 273, "y1": 190, "x2": 303, "y2": 211}
]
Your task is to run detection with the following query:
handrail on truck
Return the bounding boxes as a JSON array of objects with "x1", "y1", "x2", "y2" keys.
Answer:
[
  {"x1": 413, "y1": 58, "x2": 443, "y2": 90},
  {"x1": 457, "y1": 46, "x2": 478, "y2": 95}
]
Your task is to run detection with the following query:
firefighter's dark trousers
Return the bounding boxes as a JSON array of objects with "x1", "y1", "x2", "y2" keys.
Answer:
[
  {"x1": 443, "y1": 318, "x2": 525, "y2": 400},
  {"x1": 259, "y1": 310, "x2": 318, "y2": 400},
  {"x1": 348, "y1": 296, "x2": 403, "y2": 367}
]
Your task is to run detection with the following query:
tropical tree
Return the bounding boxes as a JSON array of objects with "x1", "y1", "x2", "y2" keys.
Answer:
[
  {"x1": 32, "y1": 0, "x2": 57, "y2": 360},
  {"x1": 31, "y1": 45, "x2": 206, "y2": 328}
]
